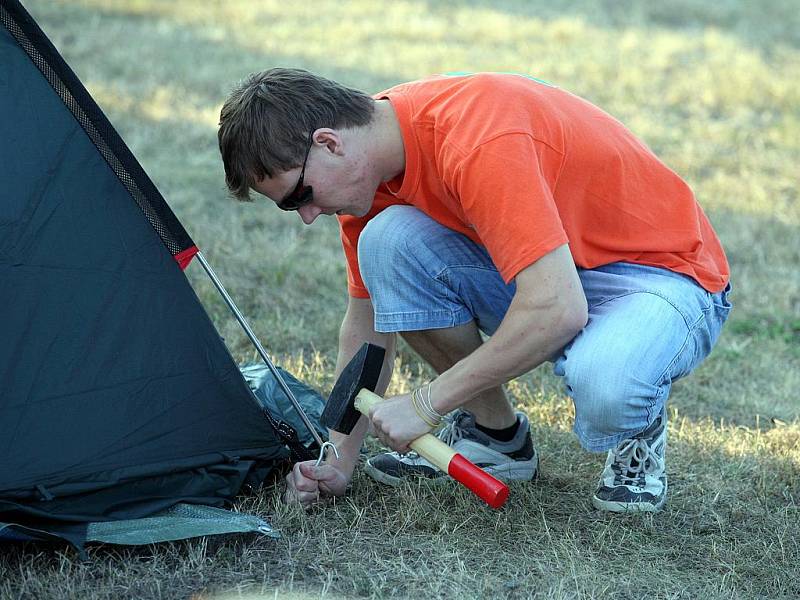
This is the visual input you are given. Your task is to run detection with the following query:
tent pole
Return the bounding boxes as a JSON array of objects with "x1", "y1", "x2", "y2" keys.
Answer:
[{"x1": 195, "y1": 251, "x2": 325, "y2": 449}]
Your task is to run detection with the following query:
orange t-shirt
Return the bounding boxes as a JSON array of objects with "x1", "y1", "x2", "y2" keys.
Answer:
[{"x1": 338, "y1": 73, "x2": 729, "y2": 298}]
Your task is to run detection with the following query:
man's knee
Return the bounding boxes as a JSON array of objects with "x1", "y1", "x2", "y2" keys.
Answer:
[
  {"x1": 357, "y1": 205, "x2": 419, "y2": 279},
  {"x1": 571, "y1": 379, "x2": 636, "y2": 437},
  {"x1": 560, "y1": 351, "x2": 662, "y2": 439}
]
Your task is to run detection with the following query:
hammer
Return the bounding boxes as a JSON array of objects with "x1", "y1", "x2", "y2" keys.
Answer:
[{"x1": 321, "y1": 343, "x2": 510, "y2": 509}]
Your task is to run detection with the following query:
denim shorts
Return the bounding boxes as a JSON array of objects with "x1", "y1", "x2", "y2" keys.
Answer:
[{"x1": 357, "y1": 206, "x2": 732, "y2": 452}]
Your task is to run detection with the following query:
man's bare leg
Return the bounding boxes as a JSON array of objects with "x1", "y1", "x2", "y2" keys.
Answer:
[{"x1": 401, "y1": 321, "x2": 517, "y2": 429}]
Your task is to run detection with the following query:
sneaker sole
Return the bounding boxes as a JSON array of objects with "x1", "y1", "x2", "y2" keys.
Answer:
[
  {"x1": 591, "y1": 483, "x2": 667, "y2": 513},
  {"x1": 364, "y1": 454, "x2": 540, "y2": 488}
]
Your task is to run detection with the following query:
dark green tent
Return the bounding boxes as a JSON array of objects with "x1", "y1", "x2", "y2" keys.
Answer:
[{"x1": 0, "y1": 0, "x2": 317, "y2": 551}]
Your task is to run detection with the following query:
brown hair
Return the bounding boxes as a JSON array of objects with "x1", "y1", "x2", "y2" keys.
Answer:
[{"x1": 218, "y1": 68, "x2": 375, "y2": 200}]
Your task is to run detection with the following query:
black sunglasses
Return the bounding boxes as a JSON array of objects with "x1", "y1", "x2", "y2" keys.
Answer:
[{"x1": 277, "y1": 133, "x2": 314, "y2": 211}]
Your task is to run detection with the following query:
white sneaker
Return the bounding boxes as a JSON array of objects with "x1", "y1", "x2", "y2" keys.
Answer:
[{"x1": 592, "y1": 408, "x2": 668, "y2": 512}]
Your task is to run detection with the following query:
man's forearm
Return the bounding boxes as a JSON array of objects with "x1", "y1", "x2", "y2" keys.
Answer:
[
  {"x1": 335, "y1": 306, "x2": 395, "y2": 397},
  {"x1": 433, "y1": 297, "x2": 584, "y2": 413},
  {"x1": 326, "y1": 297, "x2": 396, "y2": 474}
]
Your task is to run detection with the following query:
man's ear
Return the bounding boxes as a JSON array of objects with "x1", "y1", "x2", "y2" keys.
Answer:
[{"x1": 312, "y1": 128, "x2": 344, "y2": 155}]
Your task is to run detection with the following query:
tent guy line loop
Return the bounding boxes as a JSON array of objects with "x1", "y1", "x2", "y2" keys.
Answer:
[{"x1": 195, "y1": 251, "x2": 326, "y2": 449}]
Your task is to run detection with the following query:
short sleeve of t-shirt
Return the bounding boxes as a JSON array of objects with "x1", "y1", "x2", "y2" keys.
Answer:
[{"x1": 449, "y1": 133, "x2": 569, "y2": 283}]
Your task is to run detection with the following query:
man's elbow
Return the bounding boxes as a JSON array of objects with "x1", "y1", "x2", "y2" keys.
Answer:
[{"x1": 561, "y1": 295, "x2": 589, "y2": 340}]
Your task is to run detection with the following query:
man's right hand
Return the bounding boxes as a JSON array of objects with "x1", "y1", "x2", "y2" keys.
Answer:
[
  {"x1": 282, "y1": 296, "x2": 395, "y2": 509},
  {"x1": 283, "y1": 460, "x2": 350, "y2": 507}
]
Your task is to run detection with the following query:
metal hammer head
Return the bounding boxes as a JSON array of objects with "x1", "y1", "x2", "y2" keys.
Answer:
[{"x1": 321, "y1": 343, "x2": 385, "y2": 434}]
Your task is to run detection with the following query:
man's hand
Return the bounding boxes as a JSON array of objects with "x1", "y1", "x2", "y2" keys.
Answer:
[
  {"x1": 369, "y1": 391, "x2": 434, "y2": 454},
  {"x1": 283, "y1": 460, "x2": 350, "y2": 508}
]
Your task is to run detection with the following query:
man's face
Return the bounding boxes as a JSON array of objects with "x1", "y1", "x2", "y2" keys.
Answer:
[{"x1": 251, "y1": 132, "x2": 376, "y2": 225}]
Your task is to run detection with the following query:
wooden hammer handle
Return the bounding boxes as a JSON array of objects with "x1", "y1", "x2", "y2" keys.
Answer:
[{"x1": 355, "y1": 389, "x2": 509, "y2": 509}]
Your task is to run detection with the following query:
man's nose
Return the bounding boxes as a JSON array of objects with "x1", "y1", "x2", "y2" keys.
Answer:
[{"x1": 297, "y1": 204, "x2": 322, "y2": 225}]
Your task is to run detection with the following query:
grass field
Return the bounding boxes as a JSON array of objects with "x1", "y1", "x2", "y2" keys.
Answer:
[{"x1": 2, "y1": 0, "x2": 799, "y2": 598}]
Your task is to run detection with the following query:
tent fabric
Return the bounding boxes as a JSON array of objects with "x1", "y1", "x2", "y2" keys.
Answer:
[
  {"x1": 0, "y1": 0, "x2": 195, "y2": 261},
  {"x1": 0, "y1": 521, "x2": 86, "y2": 548},
  {"x1": 1, "y1": 503, "x2": 278, "y2": 553},
  {"x1": 84, "y1": 503, "x2": 279, "y2": 545},
  {"x1": 0, "y1": 363, "x2": 330, "y2": 550},
  {"x1": 0, "y1": 0, "x2": 298, "y2": 548}
]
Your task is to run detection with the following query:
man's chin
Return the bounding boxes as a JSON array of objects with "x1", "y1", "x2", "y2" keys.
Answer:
[
  {"x1": 353, "y1": 204, "x2": 373, "y2": 218},
  {"x1": 337, "y1": 206, "x2": 370, "y2": 218}
]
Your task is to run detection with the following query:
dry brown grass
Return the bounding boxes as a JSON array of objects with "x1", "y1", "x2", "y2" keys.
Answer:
[{"x1": 1, "y1": 0, "x2": 798, "y2": 598}]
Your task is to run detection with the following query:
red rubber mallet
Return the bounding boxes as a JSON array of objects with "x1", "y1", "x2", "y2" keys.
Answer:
[{"x1": 321, "y1": 343, "x2": 509, "y2": 509}]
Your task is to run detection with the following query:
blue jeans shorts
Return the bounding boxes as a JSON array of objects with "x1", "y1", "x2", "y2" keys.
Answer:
[{"x1": 357, "y1": 206, "x2": 732, "y2": 452}]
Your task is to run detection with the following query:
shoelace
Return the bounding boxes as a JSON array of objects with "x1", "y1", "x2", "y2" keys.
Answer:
[
  {"x1": 613, "y1": 437, "x2": 660, "y2": 485},
  {"x1": 436, "y1": 413, "x2": 468, "y2": 446},
  {"x1": 393, "y1": 412, "x2": 469, "y2": 459}
]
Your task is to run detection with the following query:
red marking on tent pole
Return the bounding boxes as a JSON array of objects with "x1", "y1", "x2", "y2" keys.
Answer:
[{"x1": 175, "y1": 246, "x2": 199, "y2": 270}]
